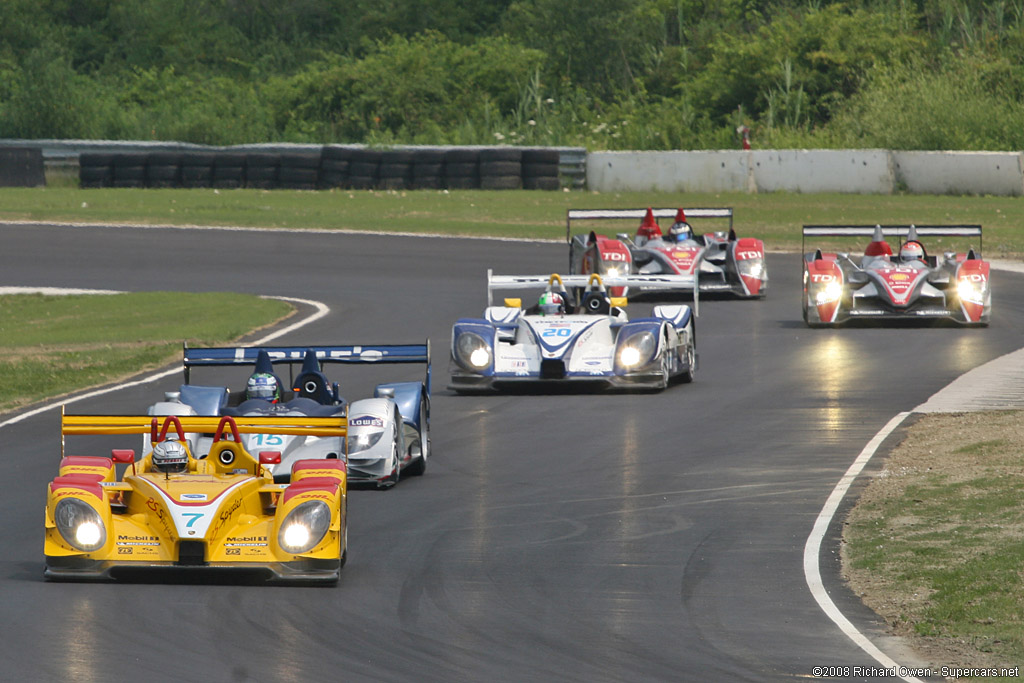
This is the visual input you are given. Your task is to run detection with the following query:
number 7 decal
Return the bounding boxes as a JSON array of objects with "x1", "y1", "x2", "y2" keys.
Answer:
[{"x1": 182, "y1": 513, "x2": 204, "y2": 528}]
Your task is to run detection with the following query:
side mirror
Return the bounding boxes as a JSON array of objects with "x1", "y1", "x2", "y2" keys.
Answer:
[
  {"x1": 376, "y1": 386, "x2": 396, "y2": 398},
  {"x1": 258, "y1": 451, "x2": 282, "y2": 465},
  {"x1": 609, "y1": 297, "x2": 627, "y2": 308},
  {"x1": 504, "y1": 298, "x2": 521, "y2": 309},
  {"x1": 111, "y1": 449, "x2": 135, "y2": 464}
]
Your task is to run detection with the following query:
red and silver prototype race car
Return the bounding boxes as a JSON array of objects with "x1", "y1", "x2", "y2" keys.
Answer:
[
  {"x1": 567, "y1": 207, "x2": 767, "y2": 298},
  {"x1": 802, "y1": 224, "x2": 991, "y2": 327}
]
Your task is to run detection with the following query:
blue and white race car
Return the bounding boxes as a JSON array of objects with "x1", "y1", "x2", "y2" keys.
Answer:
[
  {"x1": 449, "y1": 271, "x2": 697, "y2": 392},
  {"x1": 148, "y1": 344, "x2": 430, "y2": 488}
]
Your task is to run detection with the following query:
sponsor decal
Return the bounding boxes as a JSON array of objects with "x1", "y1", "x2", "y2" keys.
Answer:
[
  {"x1": 350, "y1": 416, "x2": 385, "y2": 427},
  {"x1": 118, "y1": 534, "x2": 158, "y2": 542},
  {"x1": 118, "y1": 547, "x2": 132, "y2": 555},
  {"x1": 226, "y1": 535, "x2": 268, "y2": 542},
  {"x1": 224, "y1": 542, "x2": 268, "y2": 548},
  {"x1": 180, "y1": 493, "x2": 208, "y2": 501},
  {"x1": 736, "y1": 250, "x2": 761, "y2": 260},
  {"x1": 226, "y1": 547, "x2": 241, "y2": 555},
  {"x1": 117, "y1": 541, "x2": 161, "y2": 547}
]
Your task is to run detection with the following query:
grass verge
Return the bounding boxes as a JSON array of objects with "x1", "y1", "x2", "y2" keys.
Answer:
[
  {"x1": 2, "y1": 187, "x2": 1024, "y2": 256},
  {"x1": 0, "y1": 291, "x2": 293, "y2": 413},
  {"x1": 843, "y1": 410, "x2": 1024, "y2": 676}
]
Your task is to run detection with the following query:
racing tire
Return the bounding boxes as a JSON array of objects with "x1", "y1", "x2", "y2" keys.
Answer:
[
  {"x1": 404, "y1": 397, "x2": 429, "y2": 477},
  {"x1": 379, "y1": 422, "x2": 401, "y2": 489},
  {"x1": 678, "y1": 323, "x2": 696, "y2": 384}
]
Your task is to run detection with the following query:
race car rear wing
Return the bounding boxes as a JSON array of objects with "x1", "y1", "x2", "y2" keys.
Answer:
[
  {"x1": 182, "y1": 342, "x2": 431, "y2": 392},
  {"x1": 60, "y1": 411, "x2": 346, "y2": 459},
  {"x1": 487, "y1": 270, "x2": 699, "y2": 314},
  {"x1": 566, "y1": 207, "x2": 733, "y2": 242},
  {"x1": 802, "y1": 225, "x2": 982, "y2": 254}
]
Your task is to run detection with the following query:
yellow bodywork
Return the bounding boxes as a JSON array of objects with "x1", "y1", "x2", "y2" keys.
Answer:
[{"x1": 45, "y1": 413, "x2": 348, "y2": 584}]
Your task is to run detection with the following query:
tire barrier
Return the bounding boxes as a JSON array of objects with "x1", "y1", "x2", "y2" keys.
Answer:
[
  {"x1": 78, "y1": 152, "x2": 115, "y2": 188},
  {"x1": 78, "y1": 146, "x2": 572, "y2": 190},
  {"x1": 0, "y1": 147, "x2": 46, "y2": 187}
]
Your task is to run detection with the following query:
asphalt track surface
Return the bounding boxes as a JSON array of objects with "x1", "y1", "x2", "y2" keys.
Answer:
[{"x1": 2, "y1": 223, "x2": 1023, "y2": 683}]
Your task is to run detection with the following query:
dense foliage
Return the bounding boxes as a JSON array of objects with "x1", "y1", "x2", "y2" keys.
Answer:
[{"x1": 2, "y1": 0, "x2": 1023, "y2": 150}]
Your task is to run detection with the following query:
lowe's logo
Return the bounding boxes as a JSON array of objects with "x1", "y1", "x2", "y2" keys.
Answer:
[{"x1": 350, "y1": 416, "x2": 384, "y2": 427}]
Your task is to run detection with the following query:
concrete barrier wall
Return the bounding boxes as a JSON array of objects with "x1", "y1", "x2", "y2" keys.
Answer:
[
  {"x1": 893, "y1": 151, "x2": 1023, "y2": 196},
  {"x1": 749, "y1": 150, "x2": 893, "y2": 194},
  {"x1": 588, "y1": 149, "x2": 1024, "y2": 196}
]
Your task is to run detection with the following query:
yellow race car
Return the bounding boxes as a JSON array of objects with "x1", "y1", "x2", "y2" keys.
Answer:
[{"x1": 45, "y1": 411, "x2": 348, "y2": 584}]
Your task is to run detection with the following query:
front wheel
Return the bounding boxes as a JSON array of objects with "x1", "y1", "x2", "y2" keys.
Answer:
[
  {"x1": 678, "y1": 322, "x2": 696, "y2": 384},
  {"x1": 405, "y1": 397, "x2": 429, "y2": 477}
]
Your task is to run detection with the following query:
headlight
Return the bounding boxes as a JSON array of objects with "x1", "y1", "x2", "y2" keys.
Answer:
[
  {"x1": 737, "y1": 259, "x2": 763, "y2": 279},
  {"x1": 605, "y1": 266, "x2": 622, "y2": 279},
  {"x1": 278, "y1": 500, "x2": 331, "y2": 554},
  {"x1": 455, "y1": 332, "x2": 492, "y2": 370},
  {"x1": 617, "y1": 330, "x2": 656, "y2": 369},
  {"x1": 957, "y1": 278, "x2": 986, "y2": 304},
  {"x1": 815, "y1": 280, "x2": 843, "y2": 305},
  {"x1": 54, "y1": 498, "x2": 106, "y2": 551},
  {"x1": 347, "y1": 430, "x2": 384, "y2": 454}
]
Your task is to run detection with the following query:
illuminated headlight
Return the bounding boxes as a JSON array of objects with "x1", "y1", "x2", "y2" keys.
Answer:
[
  {"x1": 54, "y1": 498, "x2": 106, "y2": 551},
  {"x1": 278, "y1": 500, "x2": 331, "y2": 554},
  {"x1": 737, "y1": 259, "x2": 764, "y2": 280},
  {"x1": 617, "y1": 331, "x2": 656, "y2": 369},
  {"x1": 456, "y1": 332, "x2": 492, "y2": 370},
  {"x1": 957, "y1": 278, "x2": 987, "y2": 304},
  {"x1": 815, "y1": 281, "x2": 843, "y2": 305},
  {"x1": 605, "y1": 266, "x2": 622, "y2": 279},
  {"x1": 347, "y1": 430, "x2": 384, "y2": 454}
]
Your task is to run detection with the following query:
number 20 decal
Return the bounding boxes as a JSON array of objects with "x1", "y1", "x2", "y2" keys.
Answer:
[{"x1": 542, "y1": 328, "x2": 572, "y2": 338}]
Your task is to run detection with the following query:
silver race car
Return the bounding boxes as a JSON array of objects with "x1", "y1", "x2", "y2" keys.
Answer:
[
  {"x1": 568, "y1": 207, "x2": 768, "y2": 298},
  {"x1": 802, "y1": 224, "x2": 991, "y2": 326},
  {"x1": 148, "y1": 344, "x2": 431, "y2": 488},
  {"x1": 449, "y1": 271, "x2": 697, "y2": 392}
]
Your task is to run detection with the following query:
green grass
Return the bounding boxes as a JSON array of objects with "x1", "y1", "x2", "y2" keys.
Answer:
[
  {"x1": 0, "y1": 292, "x2": 292, "y2": 413},
  {"x1": 844, "y1": 411, "x2": 1024, "y2": 673},
  {"x1": 3, "y1": 187, "x2": 1024, "y2": 256}
]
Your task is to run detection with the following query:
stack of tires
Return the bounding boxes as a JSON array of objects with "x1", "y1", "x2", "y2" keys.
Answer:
[
  {"x1": 411, "y1": 149, "x2": 445, "y2": 189},
  {"x1": 378, "y1": 150, "x2": 414, "y2": 190},
  {"x1": 348, "y1": 150, "x2": 380, "y2": 190},
  {"x1": 180, "y1": 152, "x2": 215, "y2": 188},
  {"x1": 212, "y1": 152, "x2": 246, "y2": 189},
  {"x1": 443, "y1": 149, "x2": 479, "y2": 189},
  {"x1": 279, "y1": 152, "x2": 320, "y2": 190},
  {"x1": 111, "y1": 152, "x2": 147, "y2": 188},
  {"x1": 320, "y1": 146, "x2": 351, "y2": 189},
  {"x1": 479, "y1": 148, "x2": 522, "y2": 190},
  {"x1": 145, "y1": 152, "x2": 182, "y2": 188},
  {"x1": 521, "y1": 149, "x2": 561, "y2": 190},
  {"x1": 79, "y1": 153, "x2": 115, "y2": 188},
  {"x1": 245, "y1": 153, "x2": 279, "y2": 190}
]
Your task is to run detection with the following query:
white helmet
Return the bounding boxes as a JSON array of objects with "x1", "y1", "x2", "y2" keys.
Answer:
[
  {"x1": 152, "y1": 440, "x2": 188, "y2": 473},
  {"x1": 899, "y1": 241, "x2": 924, "y2": 263}
]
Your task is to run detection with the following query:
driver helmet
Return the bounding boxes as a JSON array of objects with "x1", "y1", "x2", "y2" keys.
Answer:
[
  {"x1": 246, "y1": 372, "x2": 281, "y2": 402},
  {"x1": 538, "y1": 291, "x2": 565, "y2": 316},
  {"x1": 152, "y1": 439, "x2": 188, "y2": 474},
  {"x1": 667, "y1": 221, "x2": 692, "y2": 243},
  {"x1": 899, "y1": 241, "x2": 924, "y2": 263}
]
